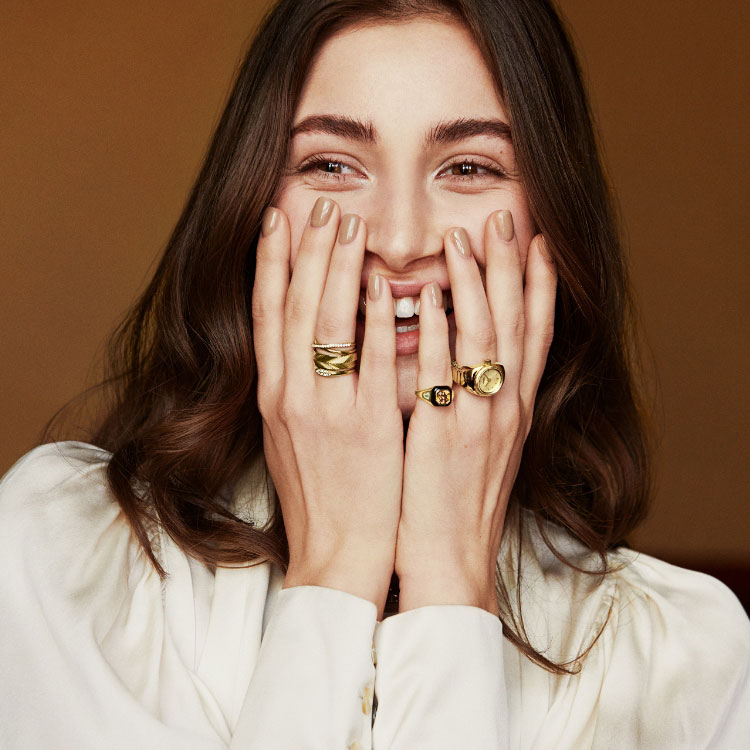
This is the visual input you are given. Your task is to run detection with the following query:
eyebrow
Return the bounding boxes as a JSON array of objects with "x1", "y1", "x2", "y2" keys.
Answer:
[{"x1": 290, "y1": 114, "x2": 512, "y2": 146}]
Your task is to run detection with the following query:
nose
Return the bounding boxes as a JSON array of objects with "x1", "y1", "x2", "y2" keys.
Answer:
[{"x1": 363, "y1": 179, "x2": 444, "y2": 272}]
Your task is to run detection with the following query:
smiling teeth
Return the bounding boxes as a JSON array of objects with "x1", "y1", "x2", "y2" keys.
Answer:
[
  {"x1": 394, "y1": 297, "x2": 415, "y2": 318},
  {"x1": 396, "y1": 323, "x2": 420, "y2": 333},
  {"x1": 357, "y1": 290, "x2": 452, "y2": 316}
]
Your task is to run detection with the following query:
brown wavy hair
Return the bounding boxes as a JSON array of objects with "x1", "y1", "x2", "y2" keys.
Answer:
[{"x1": 44, "y1": 0, "x2": 651, "y2": 673}]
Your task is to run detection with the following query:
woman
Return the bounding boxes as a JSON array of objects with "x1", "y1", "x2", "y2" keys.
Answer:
[{"x1": 1, "y1": 0, "x2": 748, "y2": 748}]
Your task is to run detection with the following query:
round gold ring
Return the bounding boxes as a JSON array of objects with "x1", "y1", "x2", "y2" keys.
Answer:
[
  {"x1": 414, "y1": 385, "x2": 454, "y2": 407},
  {"x1": 451, "y1": 359, "x2": 505, "y2": 397}
]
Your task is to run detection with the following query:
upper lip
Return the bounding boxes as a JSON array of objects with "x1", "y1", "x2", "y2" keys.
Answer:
[{"x1": 360, "y1": 276, "x2": 450, "y2": 298}]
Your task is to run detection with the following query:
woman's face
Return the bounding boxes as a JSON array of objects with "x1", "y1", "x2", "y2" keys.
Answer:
[{"x1": 274, "y1": 17, "x2": 534, "y2": 417}]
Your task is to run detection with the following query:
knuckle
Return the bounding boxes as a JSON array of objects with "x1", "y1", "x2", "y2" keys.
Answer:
[
  {"x1": 539, "y1": 321, "x2": 555, "y2": 349},
  {"x1": 315, "y1": 312, "x2": 351, "y2": 341},
  {"x1": 251, "y1": 294, "x2": 271, "y2": 323},
  {"x1": 472, "y1": 327, "x2": 497, "y2": 354},
  {"x1": 500, "y1": 395, "x2": 523, "y2": 434},
  {"x1": 284, "y1": 291, "x2": 309, "y2": 326},
  {"x1": 256, "y1": 389, "x2": 276, "y2": 421},
  {"x1": 278, "y1": 392, "x2": 305, "y2": 426},
  {"x1": 510, "y1": 314, "x2": 526, "y2": 341}
]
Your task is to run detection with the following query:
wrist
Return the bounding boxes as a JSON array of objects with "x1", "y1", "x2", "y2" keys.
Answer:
[
  {"x1": 396, "y1": 569, "x2": 499, "y2": 616},
  {"x1": 284, "y1": 550, "x2": 394, "y2": 618}
]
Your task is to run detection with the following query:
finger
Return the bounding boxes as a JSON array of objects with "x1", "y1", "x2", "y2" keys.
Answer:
[
  {"x1": 313, "y1": 213, "x2": 366, "y2": 391},
  {"x1": 357, "y1": 273, "x2": 397, "y2": 409},
  {"x1": 484, "y1": 210, "x2": 524, "y2": 395},
  {"x1": 445, "y1": 227, "x2": 496, "y2": 412},
  {"x1": 252, "y1": 206, "x2": 290, "y2": 399},
  {"x1": 519, "y1": 234, "x2": 557, "y2": 411},
  {"x1": 283, "y1": 197, "x2": 340, "y2": 379},
  {"x1": 413, "y1": 282, "x2": 453, "y2": 417}
]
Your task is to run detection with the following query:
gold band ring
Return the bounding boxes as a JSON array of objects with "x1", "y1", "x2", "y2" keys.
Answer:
[{"x1": 414, "y1": 385, "x2": 454, "y2": 406}]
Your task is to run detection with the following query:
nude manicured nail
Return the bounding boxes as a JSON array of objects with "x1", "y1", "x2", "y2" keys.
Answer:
[
  {"x1": 429, "y1": 281, "x2": 443, "y2": 308},
  {"x1": 261, "y1": 207, "x2": 279, "y2": 236},
  {"x1": 450, "y1": 227, "x2": 471, "y2": 258},
  {"x1": 310, "y1": 197, "x2": 333, "y2": 227},
  {"x1": 494, "y1": 210, "x2": 514, "y2": 242},
  {"x1": 338, "y1": 214, "x2": 360, "y2": 244},
  {"x1": 368, "y1": 273, "x2": 383, "y2": 301}
]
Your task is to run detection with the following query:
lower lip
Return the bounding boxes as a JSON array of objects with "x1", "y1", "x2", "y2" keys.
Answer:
[{"x1": 355, "y1": 313, "x2": 453, "y2": 357}]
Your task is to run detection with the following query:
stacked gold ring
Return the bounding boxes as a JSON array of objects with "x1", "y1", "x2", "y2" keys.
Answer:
[{"x1": 312, "y1": 339, "x2": 357, "y2": 377}]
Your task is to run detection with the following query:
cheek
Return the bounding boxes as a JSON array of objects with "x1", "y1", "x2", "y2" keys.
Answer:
[
  {"x1": 275, "y1": 189, "x2": 316, "y2": 268},
  {"x1": 459, "y1": 196, "x2": 534, "y2": 271}
]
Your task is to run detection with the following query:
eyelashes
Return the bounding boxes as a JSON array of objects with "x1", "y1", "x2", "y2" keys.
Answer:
[{"x1": 292, "y1": 154, "x2": 508, "y2": 183}]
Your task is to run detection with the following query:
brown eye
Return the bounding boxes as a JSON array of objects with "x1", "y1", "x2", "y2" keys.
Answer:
[
  {"x1": 322, "y1": 160, "x2": 344, "y2": 173},
  {"x1": 295, "y1": 156, "x2": 360, "y2": 182},
  {"x1": 441, "y1": 159, "x2": 506, "y2": 180},
  {"x1": 450, "y1": 162, "x2": 481, "y2": 176}
]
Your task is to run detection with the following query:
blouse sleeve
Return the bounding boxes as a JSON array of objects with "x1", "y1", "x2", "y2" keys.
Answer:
[
  {"x1": 372, "y1": 605, "x2": 508, "y2": 749},
  {"x1": 230, "y1": 585, "x2": 378, "y2": 750}
]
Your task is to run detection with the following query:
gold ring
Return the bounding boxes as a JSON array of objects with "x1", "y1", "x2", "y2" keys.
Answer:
[
  {"x1": 414, "y1": 385, "x2": 453, "y2": 406},
  {"x1": 311, "y1": 340, "x2": 355, "y2": 350},
  {"x1": 313, "y1": 339, "x2": 357, "y2": 377},
  {"x1": 451, "y1": 359, "x2": 505, "y2": 397}
]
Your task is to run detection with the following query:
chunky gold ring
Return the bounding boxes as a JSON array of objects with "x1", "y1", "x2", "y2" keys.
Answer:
[
  {"x1": 312, "y1": 339, "x2": 357, "y2": 377},
  {"x1": 451, "y1": 359, "x2": 505, "y2": 397},
  {"x1": 415, "y1": 385, "x2": 453, "y2": 406}
]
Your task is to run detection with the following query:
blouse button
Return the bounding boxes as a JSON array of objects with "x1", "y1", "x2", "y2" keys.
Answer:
[
  {"x1": 348, "y1": 742, "x2": 362, "y2": 750},
  {"x1": 360, "y1": 682, "x2": 373, "y2": 714},
  {"x1": 371, "y1": 638, "x2": 377, "y2": 666}
]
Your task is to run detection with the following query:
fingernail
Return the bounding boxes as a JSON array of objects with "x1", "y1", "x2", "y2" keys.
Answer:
[
  {"x1": 494, "y1": 210, "x2": 514, "y2": 242},
  {"x1": 428, "y1": 281, "x2": 443, "y2": 308},
  {"x1": 338, "y1": 214, "x2": 360, "y2": 244},
  {"x1": 261, "y1": 207, "x2": 279, "y2": 236},
  {"x1": 450, "y1": 227, "x2": 471, "y2": 258},
  {"x1": 368, "y1": 273, "x2": 383, "y2": 301},
  {"x1": 310, "y1": 196, "x2": 333, "y2": 227}
]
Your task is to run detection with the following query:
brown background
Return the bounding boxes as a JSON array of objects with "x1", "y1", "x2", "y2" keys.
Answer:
[{"x1": 1, "y1": 1, "x2": 748, "y2": 566}]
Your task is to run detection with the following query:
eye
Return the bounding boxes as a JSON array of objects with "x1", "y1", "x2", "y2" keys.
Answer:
[
  {"x1": 439, "y1": 159, "x2": 507, "y2": 181},
  {"x1": 294, "y1": 155, "x2": 361, "y2": 182}
]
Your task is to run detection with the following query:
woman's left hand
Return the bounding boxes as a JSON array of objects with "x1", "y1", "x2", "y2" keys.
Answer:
[{"x1": 395, "y1": 210, "x2": 557, "y2": 615}]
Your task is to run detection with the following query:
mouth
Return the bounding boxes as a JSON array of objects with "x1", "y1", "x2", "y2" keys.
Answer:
[{"x1": 356, "y1": 289, "x2": 454, "y2": 355}]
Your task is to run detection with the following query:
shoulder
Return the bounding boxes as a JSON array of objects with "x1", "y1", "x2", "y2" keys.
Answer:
[
  {"x1": 512, "y1": 515, "x2": 750, "y2": 744},
  {"x1": 0, "y1": 441, "x2": 155, "y2": 607},
  {"x1": 1, "y1": 440, "x2": 111, "y2": 500},
  {"x1": 522, "y1": 515, "x2": 749, "y2": 743},
  {"x1": 610, "y1": 547, "x2": 750, "y2": 683},
  {"x1": 516, "y1": 511, "x2": 749, "y2": 661},
  {"x1": 0, "y1": 441, "x2": 117, "y2": 556}
]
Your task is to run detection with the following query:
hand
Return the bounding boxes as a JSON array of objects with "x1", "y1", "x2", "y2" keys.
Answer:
[
  {"x1": 252, "y1": 198, "x2": 403, "y2": 618},
  {"x1": 395, "y1": 210, "x2": 557, "y2": 615}
]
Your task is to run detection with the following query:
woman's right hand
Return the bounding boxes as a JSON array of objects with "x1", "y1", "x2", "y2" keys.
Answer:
[{"x1": 252, "y1": 197, "x2": 403, "y2": 617}]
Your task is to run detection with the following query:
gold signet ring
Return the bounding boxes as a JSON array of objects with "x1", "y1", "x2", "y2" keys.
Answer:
[{"x1": 415, "y1": 385, "x2": 454, "y2": 406}]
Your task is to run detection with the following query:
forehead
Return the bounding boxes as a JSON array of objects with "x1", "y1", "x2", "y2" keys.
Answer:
[{"x1": 295, "y1": 18, "x2": 506, "y2": 129}]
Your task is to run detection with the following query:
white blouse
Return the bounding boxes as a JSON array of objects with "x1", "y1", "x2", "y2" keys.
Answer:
[{"x1": 1, "y1": 441, "x2": 748, "y2": 749}]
